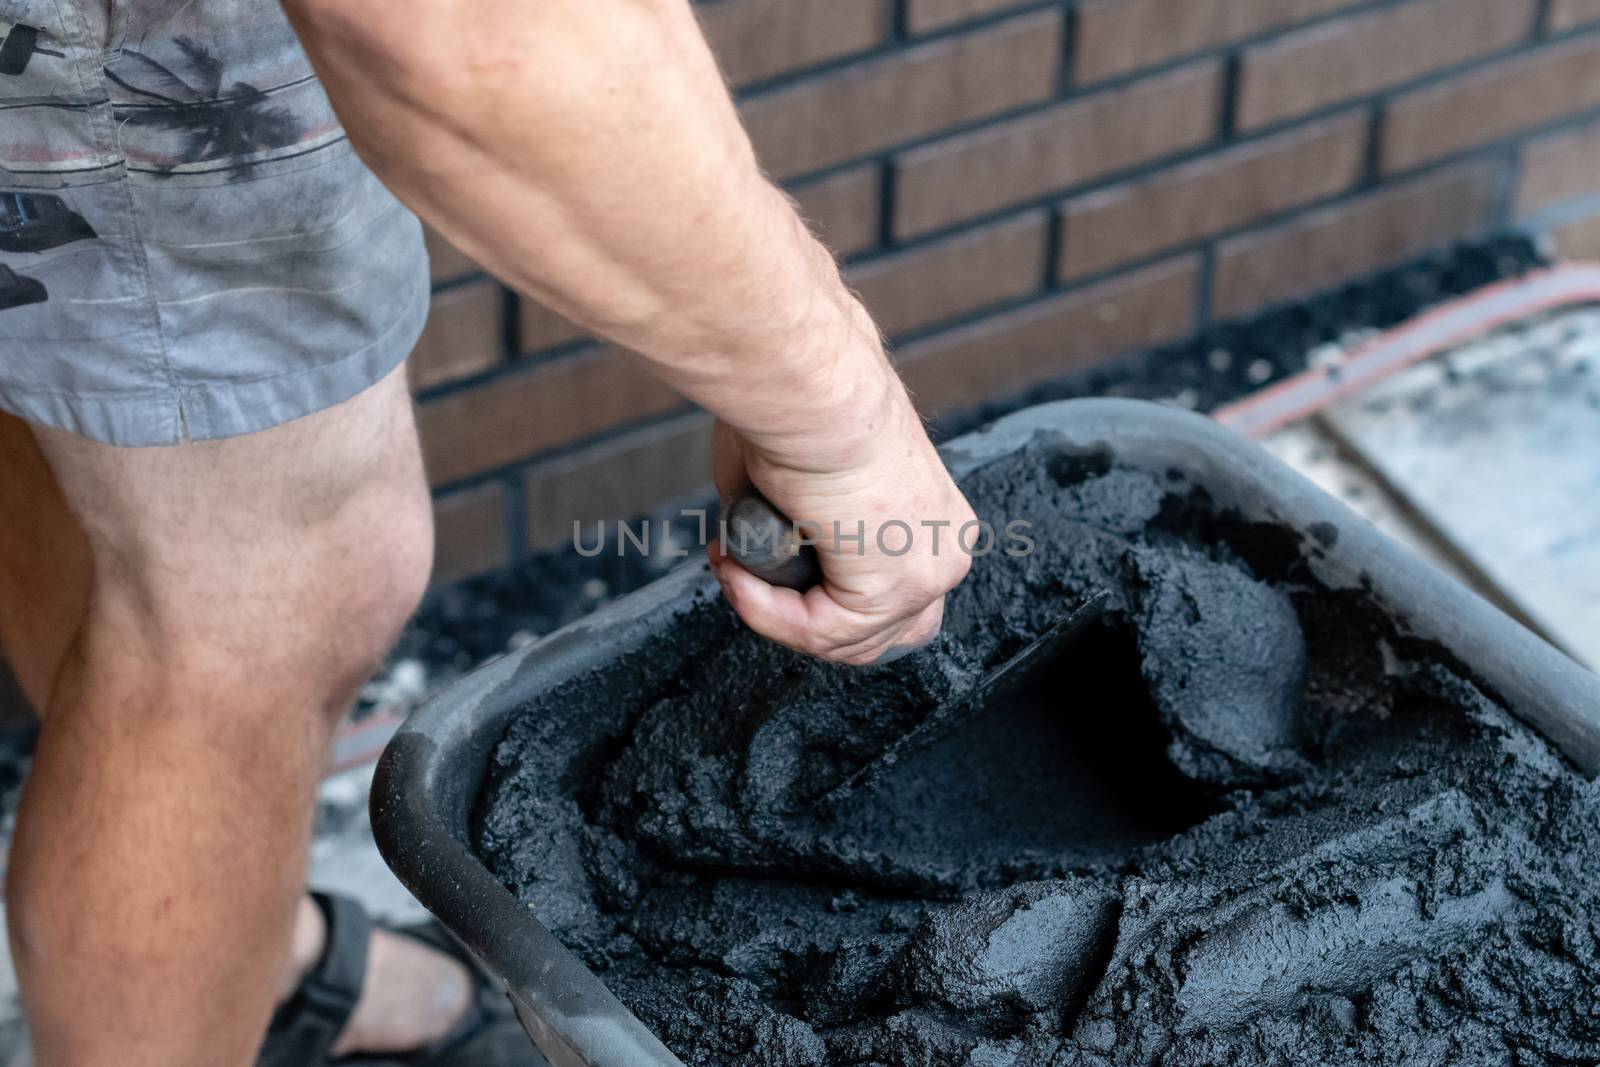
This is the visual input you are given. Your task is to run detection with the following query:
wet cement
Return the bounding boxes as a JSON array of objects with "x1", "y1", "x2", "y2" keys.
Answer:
[{"x1": 475, "y1": 443, "x2": 1600, "y2": 1066}]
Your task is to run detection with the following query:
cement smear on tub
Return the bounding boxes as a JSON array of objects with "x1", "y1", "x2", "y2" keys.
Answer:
[{"x1": 475, "y1": 447, "x2": 1600, "y2": 1066}]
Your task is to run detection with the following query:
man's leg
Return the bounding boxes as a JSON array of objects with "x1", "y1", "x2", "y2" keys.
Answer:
[
  {"x1": 0, "y1": 412, "x2": 91, "y2": 712},
  {"x1": 0, "y1": 366, "x2": 443, "y2": 1066}
]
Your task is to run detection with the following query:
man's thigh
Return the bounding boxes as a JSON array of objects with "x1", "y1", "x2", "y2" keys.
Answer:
[{"x1": 22, "y1": 363, "x2": 433, "y2": 689}]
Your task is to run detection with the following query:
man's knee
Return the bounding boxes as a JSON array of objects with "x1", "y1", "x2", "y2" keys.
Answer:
[
  {"x1": 303, "y1": 479, "x2": 434, "y2": 703},
  {"x1": 78, "y1": 460, "x2": 435, "y2": 726},
  {"x1": 293, "y1": 485, "x2": 433, "y2": 706},
  {"x1": 24, "y1": 368, "x2": 435, "y2": 727}
]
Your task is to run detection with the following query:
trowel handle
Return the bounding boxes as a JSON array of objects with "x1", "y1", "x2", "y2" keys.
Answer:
[{"x1": 720, "y1": 487, "x2": 822, "y2": 592}]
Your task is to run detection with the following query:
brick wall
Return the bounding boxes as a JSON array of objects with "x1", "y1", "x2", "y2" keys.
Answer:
[{"x1": 418, "y1": 0, "x2": 1600, "y2": 582}]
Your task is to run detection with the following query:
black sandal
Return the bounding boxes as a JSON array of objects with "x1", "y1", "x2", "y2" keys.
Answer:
[{"x1": 257, "y1": 892, "x2": 548, "y2": 1066}]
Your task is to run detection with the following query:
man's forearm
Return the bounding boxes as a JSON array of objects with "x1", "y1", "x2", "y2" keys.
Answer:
[
  {"x1": 282, "y1": 0, "x2": 898, "y2": 462},
  {"x1": 287, "y1": 0, "x2": 979, "y2": 667}
]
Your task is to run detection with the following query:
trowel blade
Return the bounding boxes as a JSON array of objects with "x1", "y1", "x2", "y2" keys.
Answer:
[
  {"x1": 821, "y1": 591, "x2": 1110, "y2": 807},
  {"x1": 966, "y1": 590, "x2": 1111, "y2": 707}
]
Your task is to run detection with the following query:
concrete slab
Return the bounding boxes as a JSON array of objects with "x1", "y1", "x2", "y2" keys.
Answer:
[
  {"x1": 1259, "y1": 421, "x2": 1476, "y2": 587},
  {"x1": 1323, "y1": 307, "x2": 1600, "y2": 670}
]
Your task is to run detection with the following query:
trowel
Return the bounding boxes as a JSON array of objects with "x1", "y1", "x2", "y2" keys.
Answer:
[{"x1": 720, "y1": 487, "x2": 1108, "y2": 806}]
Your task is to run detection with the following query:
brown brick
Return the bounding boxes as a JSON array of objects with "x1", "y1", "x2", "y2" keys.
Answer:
[
  {"x1": 1060, "y1": 113, "x2": 1368, "y2": 280},
  {"x1": 895, "y1": 60, "x2": 1222, "y2": 238},
  {"x1": 896, "y1": 255, "x2": 1199, "y2": 415},
  {"x1": 1211, "y1": 162, "x2": 1501, "y2": 318},
  {"x1": 423, "y1": 225, "x2": 476, "y2": 283},
  {"x1": 417, "y1": 348, "x2": 685, "y2": 486},
  {"x1": 741, "y1": 11, "x2": 1061, "y2": 180},
  {"x1": 525, "y1": 414, "x2": 714, "y2": 548},
  {"x1": 432, "y1": 484, "x2": 507, "y2": 584},
  {"x1": 1075, "y1": 0, "x2": 1354, "y2": 84},
  {"x1": 517, "y1": 297, "x2": 586, "y2": 355},
  {"x1": 906, "y1": 0, "x2": 1035, "y2": 34},
  {"x1": 408, "y1": 282, "x2": 503, "y2": 392},
  {"x1": 1517, "y1": 120, "x2": 1600, "y2": 214},
  {"x1": 699, "y1": 0, "x2": 889, "y2": 87},
  {"x1": 850, "y1": 211, "x2": 1048, "y2": 336},
  {"x1": 790, "y1": 166, "x2": 882, "y2": 257},
  {"x1": 1550, "y1": 0, "x2": 1600, "y2": 31},
  {"x1": 1237, "y1": 0, "x2": 1535, "y2": 131},
  {"x1": 1551, "y1": 211, "x2": 1600, "y2": 258},
  {"x1": 1384, "y1": 34, "x2": 1600, "y2": 172}
]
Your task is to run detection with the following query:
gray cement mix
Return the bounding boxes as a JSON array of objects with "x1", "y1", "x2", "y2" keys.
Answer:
[{"x1": 475, "y1": 446, "x2": 1600, "y2": 1066}]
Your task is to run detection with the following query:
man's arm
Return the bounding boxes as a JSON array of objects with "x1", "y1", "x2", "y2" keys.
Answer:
[{"x1": 281, "y1": 0, "x2": 975, "y2": 664}]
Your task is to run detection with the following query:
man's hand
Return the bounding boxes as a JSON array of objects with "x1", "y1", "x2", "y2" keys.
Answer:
[{"x1": 708, "y1": 372, "x2": 975, "y2": 666}]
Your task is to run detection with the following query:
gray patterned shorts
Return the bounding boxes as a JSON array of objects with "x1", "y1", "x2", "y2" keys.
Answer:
[{"x1": 0, "y1": 0, "x2": 428, "y2": 446}]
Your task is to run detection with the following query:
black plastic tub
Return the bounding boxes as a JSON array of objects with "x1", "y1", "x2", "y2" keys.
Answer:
[{"x1": 370, "y1": 398, "x2": 1600, "y2": 1067}]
